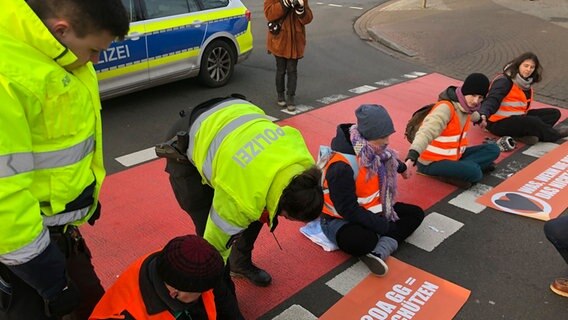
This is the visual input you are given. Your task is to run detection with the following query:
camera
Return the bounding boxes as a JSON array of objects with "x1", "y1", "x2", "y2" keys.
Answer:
[{"x1": 267, "y1": 21, "x2": 281, "y2": 35}]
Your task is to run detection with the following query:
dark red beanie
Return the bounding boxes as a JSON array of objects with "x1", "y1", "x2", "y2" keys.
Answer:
[{"x1": 156, "y1": 235, "x2": 224, "y2": 292}]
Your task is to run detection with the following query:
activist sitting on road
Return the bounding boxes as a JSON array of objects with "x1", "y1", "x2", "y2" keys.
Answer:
[
  {"x1": 544, "y1": 215, "x2": 568, "y2": 298},
  {"x1": 319, "y1": 104, "x2": 424, "y2": 276},
  {"x1": 90, "y1": 235, "x2": 225, "y2": 320},
  {"x1": 404, "y1": 73, "x2": 501, "y2": 189},
  {"x1": 477, "y1": 52, "x2": 568, "y2": 145},
  {"x1": 156, "y1": 95, "x2": 324, "y2": 318}
]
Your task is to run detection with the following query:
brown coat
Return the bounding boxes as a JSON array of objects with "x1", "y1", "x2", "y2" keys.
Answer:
[{"x1": 264, "y1": 0, "x2": 313, "y2": 59}]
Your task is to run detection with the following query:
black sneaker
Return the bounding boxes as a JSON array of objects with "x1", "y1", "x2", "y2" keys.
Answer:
[
  {"x1": 230, "y1": 264, "x2": 272, "y2": 287},
  {"x1": 277, "y1": 93, "x2": 286, "y2": 108},
  {"x1": 286, "y1": 95, "x2": 295, "y2": 112},
  {"x1": 359, "y1": 253, "x2": 388, "y2": 277}
]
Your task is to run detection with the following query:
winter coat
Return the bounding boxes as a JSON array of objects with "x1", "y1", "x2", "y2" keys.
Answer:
[
  {"x1": 407, "y1": 86, "x2": 471, "y2": 165},
  {"x1": 480, "y1": 74, "x2": 533, "y2": 122},
  {"x1": 323, "y1": 124, "x2": 406, "y2": 235},
  {"x1": 264, "y1": 0, "x2": 313, "y2": 59}
]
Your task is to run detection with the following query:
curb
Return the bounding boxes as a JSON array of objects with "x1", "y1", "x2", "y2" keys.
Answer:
[{"x1": 367, "y1": 26, "x2": 417, "y2": 57}]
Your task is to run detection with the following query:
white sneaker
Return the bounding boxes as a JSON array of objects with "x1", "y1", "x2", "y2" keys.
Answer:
[{"x1": 359, "y1": 253, "x2": 388, "y2": 277}]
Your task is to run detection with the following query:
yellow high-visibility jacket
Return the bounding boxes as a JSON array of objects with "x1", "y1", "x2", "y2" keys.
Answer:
[
  {"x1": 0, "y1": 0, "x2": 105, "y2": 265},
  {"x1": 188, "y1": 99, "x2": 314, "y2": 260}
]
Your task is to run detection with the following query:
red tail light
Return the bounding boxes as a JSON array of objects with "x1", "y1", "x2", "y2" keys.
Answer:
[{"x1": 245, "y1": 10, "x2": 251, "y2": 21}]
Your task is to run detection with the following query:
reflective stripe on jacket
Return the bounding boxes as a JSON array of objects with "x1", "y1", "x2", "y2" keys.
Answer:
[
  {"x1": 488, "y1": 83, "x2": 532, "y2": 122},
  {"x1": 419, "y1": 101, "x2": 470, "y2": 162},
  {"x1": 188, "y1": 99, "x2": 314, "y2": 260},
  {"x1": 89, "y1": 254, "x2": 217, "y2": 320},
  {"x1": 0, "y1": 0, "x2": 105, "y2": 263},
  {"x1": 322, "y1": 152, "x2": 382, "y2": 218}
]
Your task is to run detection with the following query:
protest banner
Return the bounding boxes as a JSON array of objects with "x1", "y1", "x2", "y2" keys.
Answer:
[
  {"x1": 320, "y1": 258, "x2": 470, "y2": 320},
  {"x1": 477, "y1": 142, "x2": 568, "y2": 221}
]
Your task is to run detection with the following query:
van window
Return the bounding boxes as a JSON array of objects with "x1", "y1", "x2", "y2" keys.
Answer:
[
  {"x1": 145, "y1": 0, "x2": 191, "y2": 19},
  {"x1": 201, "y1": 0, "x2": 229, "y2": 10}
]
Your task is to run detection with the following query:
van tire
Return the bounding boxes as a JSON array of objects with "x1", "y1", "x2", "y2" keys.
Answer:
[{"x1": 198, "y1": 40, "x2": 235, "y2": 87}]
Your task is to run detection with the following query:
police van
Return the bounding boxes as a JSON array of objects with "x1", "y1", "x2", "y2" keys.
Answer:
[{"x1": 95, "y1": 0, "x2": 253, "y2": 99}]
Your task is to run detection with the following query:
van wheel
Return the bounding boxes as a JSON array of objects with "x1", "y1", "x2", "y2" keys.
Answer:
[{"x1": 198, "y1": 40, "x2": 235, "y2": 87}]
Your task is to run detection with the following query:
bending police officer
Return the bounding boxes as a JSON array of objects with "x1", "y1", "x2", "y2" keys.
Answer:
[{"x1": 157, "y1": 95, "x2": 323, "y2": 318}]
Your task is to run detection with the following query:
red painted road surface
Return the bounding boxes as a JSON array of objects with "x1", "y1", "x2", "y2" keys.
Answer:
[{"x1": 82, "y1": 73, "x2": 567, "y2": 318}]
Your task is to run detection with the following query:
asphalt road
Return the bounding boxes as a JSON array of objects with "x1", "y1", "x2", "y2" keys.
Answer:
[{"x1": 100, "y1": 0, "x2": 424, "y2": 174}]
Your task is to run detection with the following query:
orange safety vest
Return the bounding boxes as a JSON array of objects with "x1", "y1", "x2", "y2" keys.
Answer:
[
  {"x1": 488, "y1": 81, "x2": 532, "y2": 122},
  {"x1": 322, "y1": 152, "x2": 382, "y2": 218},
  {"x1": 419, "y1": 101, "x2": 470, "y2": 162},
  {"x1": 89, "y1": 254, "x2": 217, "y2": 320}
]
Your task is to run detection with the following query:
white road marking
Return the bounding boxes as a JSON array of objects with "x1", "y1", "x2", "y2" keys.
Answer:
[
  {"x1": 272, "y1": 305, "x2": 318, "y2": 320},
  {"x1": 280, "y1": 104, "x2": 314, "y2": 115},
  {"x1": 405, "y1": 212, "x2": 464, "y2": 252},
  {"x1": 522, "y1": 142, "x2": 559, "y2": 158},
  {"x1": 115, "y1": 72, "x2": 432, "y2": 167},
  {"x1": 448, "y1": 184, "x2": 492, "y2": 214},
  {"x1": 348, "y1": 85, "x2": 377, "y2": 94},
  {"x1": 317, "y1": 94, "x2": 350, "y2": 104},
  {"x1": 115, "y1": 147, "x2": 157, "y2": 167},
  {"x1": 375, "y1": 78, "x2": 402, "y2": 86},
  {"x1": 328, "y1": 4, "x2": 343, "y2": 7},
  {"x1": 349, "y1": 6, "x2": 363, "y2": 10},
  {"x1": 326, "y1": 261, "x2": 370, "y2": 295}
]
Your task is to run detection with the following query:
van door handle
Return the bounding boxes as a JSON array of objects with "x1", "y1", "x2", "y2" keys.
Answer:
[
  {"x1": 190, "y1": 20, "x2": 202, "y2": 28},
  {"x1": 125, "y1": 32, "x2": 145, "y2": 41}
]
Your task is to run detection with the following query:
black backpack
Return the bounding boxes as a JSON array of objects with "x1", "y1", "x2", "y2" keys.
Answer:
[{"x1": 404, "y1": 103, "x2": 435, "y2": 143}]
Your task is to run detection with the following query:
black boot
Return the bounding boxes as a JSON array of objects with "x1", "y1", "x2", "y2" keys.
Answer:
[
  {"x1": 229, "y1": 263, "x2": 272, "y2": 287},
  {"x1": 228, "y1": 221, "x2": 272, "y2": 287}
]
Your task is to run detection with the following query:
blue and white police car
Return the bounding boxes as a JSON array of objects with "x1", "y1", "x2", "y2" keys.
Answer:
[{"x1": 96, "y1": 0, "x2": 253, "y2": 99}]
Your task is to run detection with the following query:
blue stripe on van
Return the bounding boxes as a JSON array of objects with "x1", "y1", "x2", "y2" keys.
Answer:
[{"x1": 95, "y1": 15, "x2": 248, "y2": 72}]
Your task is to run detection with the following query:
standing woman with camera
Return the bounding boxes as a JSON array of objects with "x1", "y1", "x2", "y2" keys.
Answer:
[{"x1": 265, "y1": 0, "x2": 313, "y2": 111}]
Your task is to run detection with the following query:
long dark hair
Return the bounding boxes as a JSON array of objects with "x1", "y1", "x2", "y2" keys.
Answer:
[
  {"x1": 503, "y1": 52, "x2": 543, "y2": 83},
  {"x1": 279, "y1": 166, "x2": 323, "y2": 222}
]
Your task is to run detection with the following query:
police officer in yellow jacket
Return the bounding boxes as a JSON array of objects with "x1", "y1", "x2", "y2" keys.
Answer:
[
  {"x1": 0, "y1": 0, "x2": 129, "y2": 319},
  {"x1": 157, "y1": 95, "x2": 323, "y2": 318}
]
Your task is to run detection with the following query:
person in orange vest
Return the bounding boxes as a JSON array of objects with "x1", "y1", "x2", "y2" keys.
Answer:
[
  {"x1": 319, "y1": 105, "x2": 425, "y2": 276},
  {"x1": 404, "y1": 73, "x2": 501, "y2": 189},
  {"x1": 90, "y1": 235, "x2": 224, "y2": 320},
  {"x1": 477, "y1": 52, "x2": 568, "y2": 145}
]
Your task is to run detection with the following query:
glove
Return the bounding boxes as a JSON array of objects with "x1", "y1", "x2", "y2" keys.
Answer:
[
  {"x1": 46, "y1": 281, "x2": 81, "y2": 317},
  {"x1": 281, "y1": 0, "x2": 291, "y2": 8}
]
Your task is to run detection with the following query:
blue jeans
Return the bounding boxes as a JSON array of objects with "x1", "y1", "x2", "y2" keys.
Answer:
[
  {"x1": 417, "y1": 144, "x2": 500, "y2": 183},
  {"x1": 544, "y1": 215, "x2": 568, "y2": 265}
]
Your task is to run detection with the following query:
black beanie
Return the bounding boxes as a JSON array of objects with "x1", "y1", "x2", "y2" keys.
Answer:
[
  {"x1": 156, "y1": 235, "x2": 224, "y2": 292},
  {"x1": 461, "y1": 73, "x2": 490, "y2": 97}
]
